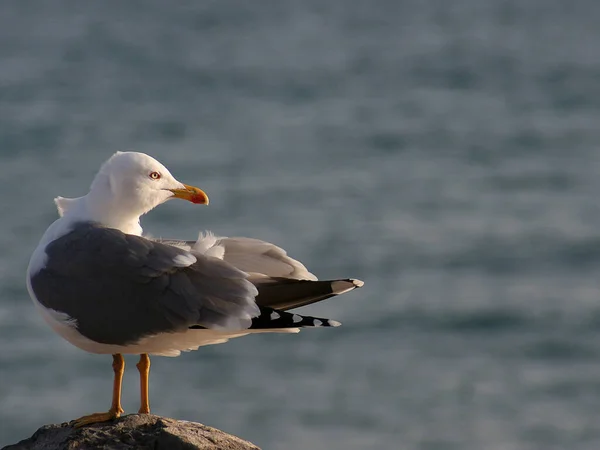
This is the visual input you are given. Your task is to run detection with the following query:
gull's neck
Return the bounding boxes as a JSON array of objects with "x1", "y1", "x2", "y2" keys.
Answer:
[{"x1": 61, "y1": 194, "x2": 143, "y2": 236}]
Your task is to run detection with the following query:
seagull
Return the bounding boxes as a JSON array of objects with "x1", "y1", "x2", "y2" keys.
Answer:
[{"x1": 26, "y1": 151, "x2": 363, "y2": 426}]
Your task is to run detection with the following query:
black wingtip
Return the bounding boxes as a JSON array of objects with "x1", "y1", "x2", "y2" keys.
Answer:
[{"x1": 249, "y1": 307, "x2": 341, "y2": 329}]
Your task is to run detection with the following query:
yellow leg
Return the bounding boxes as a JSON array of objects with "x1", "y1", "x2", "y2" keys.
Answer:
[
  {"x1": 72, "y1": 354, "x2": 125, "y2": 427},
  {"x1": 137, "y1": 353, "x2": 151, "y2": 414}
]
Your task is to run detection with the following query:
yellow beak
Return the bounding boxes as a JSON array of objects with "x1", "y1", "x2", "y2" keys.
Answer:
[{"x1": 169, "y1": 184, "x2": 210, "y2": 205}]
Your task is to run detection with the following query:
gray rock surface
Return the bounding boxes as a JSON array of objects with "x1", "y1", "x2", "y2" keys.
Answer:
[{"x1": 3, "y1": 414, "x2": 261, "y2": 450}]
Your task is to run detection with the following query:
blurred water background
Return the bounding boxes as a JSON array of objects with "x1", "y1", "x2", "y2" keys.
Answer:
[{"x1": 1, "y1": 1, "x2": 600, "y2": 449}]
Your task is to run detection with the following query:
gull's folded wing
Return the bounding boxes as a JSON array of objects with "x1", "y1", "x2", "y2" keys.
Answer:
[
  {"x1": 29, "y1": 223, "x2": 261, "y2": 346},
  {"x1": 160, "y1": 233, "x2": 364, "y2": 313}
]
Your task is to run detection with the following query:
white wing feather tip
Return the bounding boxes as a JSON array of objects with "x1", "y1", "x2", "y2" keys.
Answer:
[{"x1": 352, "y1": 279, "x2": 365, "y2": 288}]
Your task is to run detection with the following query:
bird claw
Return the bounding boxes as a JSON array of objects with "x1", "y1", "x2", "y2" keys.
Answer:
[{"x1": 71, "y1": 407, "x2": 124, "y2": 427}]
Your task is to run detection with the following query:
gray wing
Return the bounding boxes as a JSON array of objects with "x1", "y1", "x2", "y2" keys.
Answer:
[
  {"x1": 158, "y1": 234, "x2": 319, "y2": 280},
  {"x1": 158, "y1": 234, "x2": 361, "y2": 312},
  {"x1": 216, "y1": 237, "x2": 318, "y2": 280},
  {"x1": 213, "y1": 237, "x2": 363, "y2": 310},
  {"x1": 30, "y1": 222, "x2": 259, "y2": 346},
  {"x1": 161, "y1": 235, "x2": 318, "y2": 280}
]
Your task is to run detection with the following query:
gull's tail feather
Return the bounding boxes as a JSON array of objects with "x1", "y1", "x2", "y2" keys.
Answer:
[
  {"x1": 253, "y1": 278, "x2": 364, "y2": 311},
  {"x1": 250, "y1": 306, "x2": 341, "y2": 329}
]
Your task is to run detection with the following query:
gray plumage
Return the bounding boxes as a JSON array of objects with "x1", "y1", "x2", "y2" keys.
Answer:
[
  {"x1": 30, "y1": 222, "x2": 259, "y2": 346},
  {"x1": 31, "y1": 222, "x2": 362, "y2": 350},
  {"x1": 159, "y1": 235, "x2": 360, "y2": 311},
  {"x1": 210, "y1": 237, "x2": 318, "y2": 280},
  {"x1": 161, "y1": 236, "x2": 318, "y2": 281}
]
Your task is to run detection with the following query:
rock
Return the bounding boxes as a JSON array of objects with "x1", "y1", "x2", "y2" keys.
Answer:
[{"x1": 3, "y1": 414, "x2": 261, "y2": 450}]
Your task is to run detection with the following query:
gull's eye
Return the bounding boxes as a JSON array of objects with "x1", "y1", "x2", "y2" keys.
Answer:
[{"x1": 149, "y1": 171, "x2": 161, "y2": 180}]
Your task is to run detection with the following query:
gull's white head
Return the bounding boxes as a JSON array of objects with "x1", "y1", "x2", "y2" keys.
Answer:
[{"x1": 57, "y1": 151, "x2": 208, "y2": 234}]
